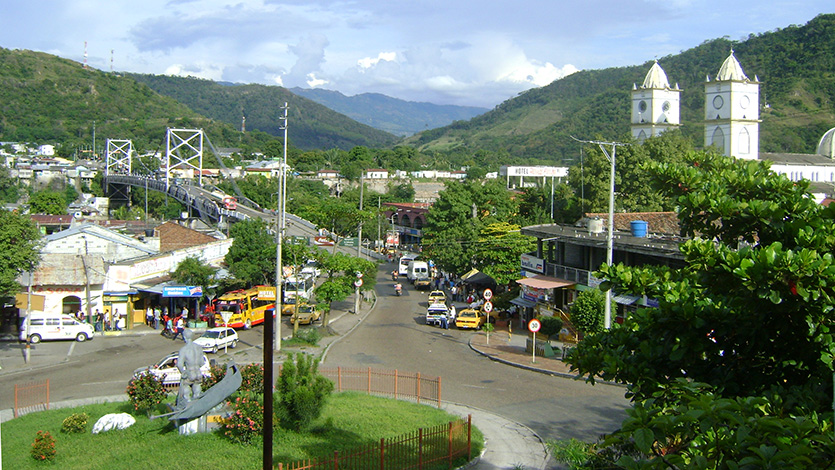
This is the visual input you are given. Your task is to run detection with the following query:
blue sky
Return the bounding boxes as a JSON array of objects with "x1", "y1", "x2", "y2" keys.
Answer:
[{"x1": 1, "y1": 1, "x2": 830, "y2": 108}]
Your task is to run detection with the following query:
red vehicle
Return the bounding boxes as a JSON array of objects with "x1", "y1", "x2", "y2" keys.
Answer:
[{"x1": 222, "y1": 196, "x2": 237, "y2": 210}]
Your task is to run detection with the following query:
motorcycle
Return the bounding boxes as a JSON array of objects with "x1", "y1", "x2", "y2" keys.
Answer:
[
  {"x1": 392, "y1": 271, "x2": 399, "y2": 281},
  {"x1": 394, "y1": 283, "x2": 402, "y2": 296}
]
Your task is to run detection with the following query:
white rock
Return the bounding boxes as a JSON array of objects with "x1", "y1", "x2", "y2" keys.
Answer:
[{"x1": 92, "y1": 413, "x2": 136, "y2": 434}]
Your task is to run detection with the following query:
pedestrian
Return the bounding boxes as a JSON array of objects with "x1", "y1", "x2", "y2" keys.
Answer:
[
  {"x1": 449, "y1": 305, "x2": 457, "y2": 327},
  {"x1": 94, "y1": 309, "x2": 103, "y2": 332},
  {"x1": 113, "y1": 309, "x2": 122, "y2": 331},
  {"x1": 153, "y1": 307, "x2": 160, "y2": 330},
  {"x1": 146, "y1": 308, "x2": 154, "y2": 327},
  {"x1": 440, "y1": 312, "x2": 448, "y2": 329},
  {"x1": 182, "y1": 305, "x2": 189, "y2": 321},
  {"x1": 450, "y1": 285, "x2": 458, "y2": 303},
  {"x1": 171, "y1": 315, "x2": 185, "y2": 341}
]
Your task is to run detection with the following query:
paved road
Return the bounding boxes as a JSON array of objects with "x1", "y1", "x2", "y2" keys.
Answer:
[{"x1": 323, "y1": 265, "x2": 630, "y2": 443}]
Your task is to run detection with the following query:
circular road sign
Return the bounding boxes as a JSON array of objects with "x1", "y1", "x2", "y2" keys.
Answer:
[
  {"x1": 354, "y1": 279, "x2": 363, "y2": 288},
  {"x1": 482, "y1": 301, "x2": 493, "y2": 313},
  {"x1": 528, "y1": 319, "x2": 541, "y2": 333},
  {"x1": 482, "y1": 288, "x2": 493, "y2": 300}
]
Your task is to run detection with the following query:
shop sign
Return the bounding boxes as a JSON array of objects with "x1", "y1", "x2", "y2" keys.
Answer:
[{"x1": 162, "y1": 286, "x2": 203, "y2": 297}]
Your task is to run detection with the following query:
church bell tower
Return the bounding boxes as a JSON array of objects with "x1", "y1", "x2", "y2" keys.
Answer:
[
  {"x1": 704, "y1": 49, "x2": 760, "y2": 159},
  {"x1": 631, "y1": 60, "x2": 681, "y2": 142}
]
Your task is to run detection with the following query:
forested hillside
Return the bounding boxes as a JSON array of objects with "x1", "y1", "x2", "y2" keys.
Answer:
[
  {"x1": 0, "y1": 48, "x2": 278, "y2": 154},
  {"x1": 128, "y1": 74, "x2": 399, "y2": 151},
  {"x1": 290, "y1": 87, "x2": 488, "y2": 137},
  {"x1": 407, "y1": 14, "x2": 835, "y2": 163}
]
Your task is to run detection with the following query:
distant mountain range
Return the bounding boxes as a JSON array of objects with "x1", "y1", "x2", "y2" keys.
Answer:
[
  {"x1": 406, "y1": 13, "x2": 835, "y2": 163},
  {"x1": 289, "y1": 88, "x2": 488, "y2": 137}
]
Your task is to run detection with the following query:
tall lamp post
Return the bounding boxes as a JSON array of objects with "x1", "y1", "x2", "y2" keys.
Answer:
[{"x1": 572, "y1": 137, "x2": 628, "y2": 329}]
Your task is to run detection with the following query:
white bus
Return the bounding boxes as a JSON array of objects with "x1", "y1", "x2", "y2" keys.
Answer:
[
  {"x1": 398, "y1": 253, "x2": 418, "y2": 276},
  {"x1": 284, "y1": 274, "x2": 315, "y2": 302}
]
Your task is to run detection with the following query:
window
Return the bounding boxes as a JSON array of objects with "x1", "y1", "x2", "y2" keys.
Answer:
[
  {"x1": 711, "y1": 127, "x2": 725, "y2": 150},
  {"x1": 738, "y1": 128, "x2": 750, "y2": 154}
]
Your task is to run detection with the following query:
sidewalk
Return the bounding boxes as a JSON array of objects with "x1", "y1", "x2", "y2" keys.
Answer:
[{"x1": 467, "y1": 324, "x2": 578, "y2": 379}]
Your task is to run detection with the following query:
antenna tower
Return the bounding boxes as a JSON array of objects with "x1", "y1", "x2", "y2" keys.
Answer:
[{"x1": 83, "y1": 41, "x2": 88, "y2": 70}]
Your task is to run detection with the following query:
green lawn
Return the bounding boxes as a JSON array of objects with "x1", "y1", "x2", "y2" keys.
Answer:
[{"x1": 2, "y1": 391, "x2": 482, "y2": 469}]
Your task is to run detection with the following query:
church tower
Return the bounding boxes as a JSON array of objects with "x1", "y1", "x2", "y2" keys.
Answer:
[
  {"x1": 631, "y1": 60, "x2": 681, "y2": 142},
  {"x1": 704, "y1": 49, "x2": 760, "y2": 159}
]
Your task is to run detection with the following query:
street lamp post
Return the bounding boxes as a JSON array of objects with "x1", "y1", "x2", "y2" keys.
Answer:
[{"x1": 572, "y1": 137, "x2": 628, "y2": 330}]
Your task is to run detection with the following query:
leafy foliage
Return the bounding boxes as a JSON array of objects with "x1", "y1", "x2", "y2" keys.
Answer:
[
  {"x1": 125, "y1": 373, "x2": 167, "y2": 412},
  {"x1": 61, "y1": 413, "x2": 88, "y2": 434},
  {"x1": 220, "y1": 391, "x2": 266, "y2": 445},
  {"x1": 224, "y1": 219, "x2": 277, "y2": 287},
  {"x1": 172, "y1": 256, "x2": 218, "y2": 302},
  {"x1": 566, "y1": 151, "x2": 835, "y2": 466},
  {"x1": 30, "y1": 430, "x2": 56, "y2": 462},
  {"x1": 275, "y1": 353, "x2": 334, "y2": 432},
  {"x1": 313, "y1": 251, "x2": 376, "y2": 326},
  {"x1": 569, "y1": 289, "x2": 607, "y2": 335},
  {"x1": 28, "y1": 190, "x2": 67, "y2": 215},
  {"x1": 0, "y1": 209, "x2": 41, "y2": 301}
]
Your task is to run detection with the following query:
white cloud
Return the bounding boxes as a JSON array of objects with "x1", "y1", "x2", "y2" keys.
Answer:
[
  {"x1": 357, "y1": 52, "x2": 397, "y2": 70},
  {"x1": 306, "y1": 73, "x2": 328, "y2": 88}
]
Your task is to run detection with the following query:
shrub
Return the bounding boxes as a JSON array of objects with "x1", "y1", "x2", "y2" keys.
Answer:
[
  {"x1": 61, "y1": 412, "x2": 88, "y2": 434},
  {"x1": 126, "y1": 372, "x2": 168, "y2": 412},
  {"x1": 240, "y1": 363, "x2": 264, "y2": 393},
  {"x1": 569, "y1": 289, "x2": 609, "y2": 335},
  {"x1": 202, "y1": 363, "x2": 226, "y2": 390},
  {"x1": 276, "y1": 353, "x2": 334, "y2": 431},
  {"x1": 31, "y1": 430, "x2": 56, "y2": 462},
  {"x1": 220, "y1": 391, "x2": 265, "y2": 444},
  {"x1": 293, "y1": 327, "x2": 321, "y2": 345},
  {"x1": 537, "y1": 315, "x2": 562, "y2": 338}
]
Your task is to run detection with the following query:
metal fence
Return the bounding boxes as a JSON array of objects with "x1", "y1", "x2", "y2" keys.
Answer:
[
  {"x1": 316, "y1": 367, "x2": 442, "y2": 408},
  {"x1": 14, "y1": 379, "x2": 50, "y2": 418},
  {"x1": 278, "y1": 415, "x2": 472, "y2": 470}
]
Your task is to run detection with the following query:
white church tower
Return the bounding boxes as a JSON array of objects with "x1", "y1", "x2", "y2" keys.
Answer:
[
  {"x1": 631, "y1": 61, "x2": 681, "y2": 142},
  {"x1": 704, "y1": 49, "x2": 760, "y2": 159}
]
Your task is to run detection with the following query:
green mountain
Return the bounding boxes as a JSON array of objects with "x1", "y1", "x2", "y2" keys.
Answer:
[
  {"x1": 127, "y1": 74, "x2": 399, "y2": 150},
  {"x1": 405, "y1": 14, "x2": 835, "y2": 163},
  {"x1": 289, "y1": 87, "x2": 488, "y2": 137},
  {"x1": 0, "y1": 47, "x2": 281, "y2": 154}
]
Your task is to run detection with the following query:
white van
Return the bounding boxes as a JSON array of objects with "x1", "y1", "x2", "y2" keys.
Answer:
[{"x1": 20, "y1": 313, "x2": 95, "y2": 343}]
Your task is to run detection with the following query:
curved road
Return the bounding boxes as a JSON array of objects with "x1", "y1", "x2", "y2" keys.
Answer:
[{"x1": 323, "y1": 265, "x2": 630, "y2": 443}]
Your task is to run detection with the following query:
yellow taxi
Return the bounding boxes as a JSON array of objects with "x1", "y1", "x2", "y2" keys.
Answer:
[
  {"x1": 281, "y1": 298, "x2": 299, "y2": 316},
  {"x1": 428, "y1": 290, "x2": 446, "y2": 305},
  {"x1": 290, "y1": 303, "x2": 321, "y2": 325},
  {"x1": 454, "y1": 308, "x2": 487, "y2": 329}
]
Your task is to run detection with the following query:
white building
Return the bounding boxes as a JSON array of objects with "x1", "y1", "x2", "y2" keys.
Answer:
[
  {"x1": 704, "y1": 50, "x2": 761, "y2": 160},
  {"x1": 631, "y1": 61, "x2": 681, "y2": 142}
]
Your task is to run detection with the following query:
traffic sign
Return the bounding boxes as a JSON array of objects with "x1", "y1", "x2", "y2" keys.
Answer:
[
  {"x1": 338, "y1": 237, "x2": 359, "y2": 247},
  {"x1": 528, "y1": 319, "x2": 541, "y2": 333},
  {"x1": 354, "y1": 279, "x2": 363, "y2": 287},
  {"x1": 288, "y1": 236, "x2": 309, "y2": 245},
  {"x1": 483, "y1": 301, "x2": 493, "y2": 313},
  {"x1": 483, "y1": 288, "x2": 493, "y2": 300}
]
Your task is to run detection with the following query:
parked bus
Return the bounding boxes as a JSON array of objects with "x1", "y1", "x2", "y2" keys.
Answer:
[{"x1": 214, "y1": 286, "x2": 275, "y2": 329}]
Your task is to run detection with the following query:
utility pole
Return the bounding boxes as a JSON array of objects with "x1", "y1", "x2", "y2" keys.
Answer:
[
  {"x1": 571, "y1": 136, "x2": 629, "y2": 329},
  {"x1": 357, "y1": 173, "x2": 364, "y2": 258}
]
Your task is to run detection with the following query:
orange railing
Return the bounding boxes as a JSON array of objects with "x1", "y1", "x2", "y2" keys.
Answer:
[
  {"x1": 278, "y1": 415, "x2": 471, "y2": 470},
  {"x1": 14, "y1": 379, "x2": 50, "y2": 418}
]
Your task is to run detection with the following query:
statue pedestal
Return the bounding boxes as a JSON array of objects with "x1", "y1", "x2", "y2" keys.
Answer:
[{"x1": 176, "y1": 415, "x2": 207, "y2": 435}]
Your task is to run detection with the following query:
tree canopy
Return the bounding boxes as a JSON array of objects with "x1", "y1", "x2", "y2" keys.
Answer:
[
  {"x1": 566, "y1": 151, "x2": 835, "y2": 466},
  {"x1": 0, "y1": 210, "x2": 41, "y2": 301}
]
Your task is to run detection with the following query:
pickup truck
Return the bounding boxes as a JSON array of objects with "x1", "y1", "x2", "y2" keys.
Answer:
[{"x1": 425, "y1": 303, "x2": 449, "y2": 326}]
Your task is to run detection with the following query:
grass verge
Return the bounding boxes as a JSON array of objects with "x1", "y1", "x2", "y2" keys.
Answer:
[{"x1": 2, "y1": 391, "x2": 483, "y2": 469}]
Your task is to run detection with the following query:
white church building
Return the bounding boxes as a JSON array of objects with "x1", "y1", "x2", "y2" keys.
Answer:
[{"x1": 631, "y1": 51, "x2": 835, "y2": 193}]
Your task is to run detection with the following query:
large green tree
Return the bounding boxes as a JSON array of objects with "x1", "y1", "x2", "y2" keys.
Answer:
[
  {"x1": 566, "y1": 151, "x2": 835, "y2": 466},
  {"x1": 28, "y1": 190, "x2": 67, "y2": 215},
  {"x1": 312, "y1": 250, "x2": 376, "y2": 326},
  {"x1": 224, "y1": 219, "x2": 277, "y2": 287},
  {"x1": 172, "y1": 256, "x2": 218, "y2": 300},
  {"x1": 0, "y1": 210, "x2": 41, "y2": 301},
  {"x1": 470, "y1": 222, "x2": 536, "y2": 286}
]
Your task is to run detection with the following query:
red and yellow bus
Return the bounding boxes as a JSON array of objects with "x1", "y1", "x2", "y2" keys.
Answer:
[{"x1": 214, "y1": 286, "x2": 275, "y2": 329}]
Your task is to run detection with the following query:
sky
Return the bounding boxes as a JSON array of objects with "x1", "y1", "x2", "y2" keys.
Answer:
[{"x1": 1, "y1": 1, "x2": 831, "y2": 108}]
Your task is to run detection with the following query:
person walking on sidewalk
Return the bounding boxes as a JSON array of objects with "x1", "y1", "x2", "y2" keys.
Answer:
[{"x1": 171, "y1": 315, "x2": 185, "y2": 341}]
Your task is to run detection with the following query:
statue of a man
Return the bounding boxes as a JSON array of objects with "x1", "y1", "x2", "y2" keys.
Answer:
[{"x1": 176, "y1": 329, "x2": 204, "y2": 409}]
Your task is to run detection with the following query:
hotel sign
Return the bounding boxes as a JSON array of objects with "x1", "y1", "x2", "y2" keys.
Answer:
[{"x1": 520, "y1": 254, "x2": 544, "y2": 273}]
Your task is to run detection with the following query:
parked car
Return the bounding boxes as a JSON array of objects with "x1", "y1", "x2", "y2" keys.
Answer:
[
  {"x1": 455, "y1": 308, "x2": 487, "y2": 329},
  {"x1": 426, "y1": 303, "x2": 450, "y2": 326},
  {"x1": 290, "y1": 303, "x2": 321, "y2": 325},
  {"x1": 193, "y1": 327, "x2": 239, "y2": 353},
  {"x1": 19, "y1": 313, "x2": 95, "y2": 343},
  {"x1": 427, "y1": 290, "x2": 446, "y2": 305},
  {"x1": 132, "y1": 351, "x2": 213, "y2": 387}
]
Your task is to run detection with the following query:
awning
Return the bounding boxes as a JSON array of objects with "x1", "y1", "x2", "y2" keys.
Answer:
[
  {"x1": 132, "y1": 278, "x2": 177, "y2": 295},
  {"x1": 613, "y1": 294, "x2": 641, "y2": 305},
  {"x1": 510, "y1": 296, "x2": 536, "y2": 308},
  {"x1": 516, "y1": 275, "x2": 575, "y2": 290},
  {"x1": 460, "y1": 269, "x2": 496, "y2": 286}
]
